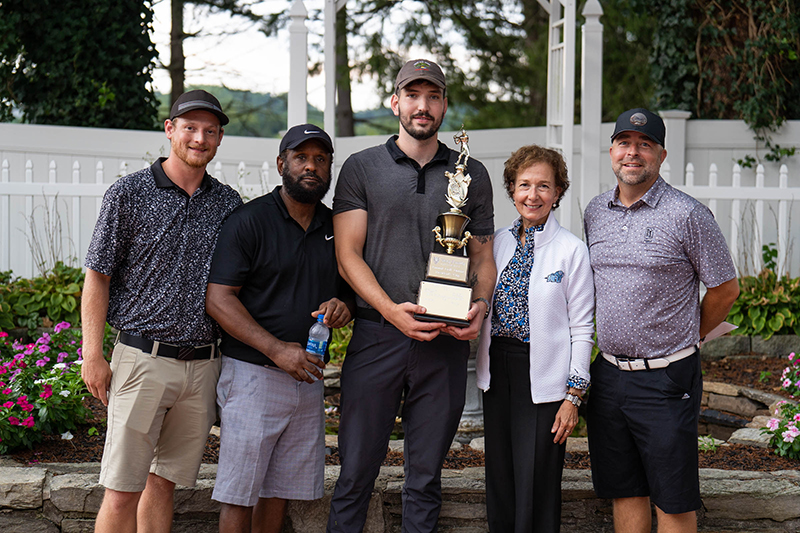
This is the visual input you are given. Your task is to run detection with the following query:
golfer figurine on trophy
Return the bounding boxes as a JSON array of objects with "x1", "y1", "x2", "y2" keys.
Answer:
[{"x1": 414, "y1": 126, "x2": 475, "y2": 327}]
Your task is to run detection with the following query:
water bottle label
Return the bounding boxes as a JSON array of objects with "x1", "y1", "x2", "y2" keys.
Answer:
[{"x1": 306, "y1": 339, "x2": 328, "y2": 357}]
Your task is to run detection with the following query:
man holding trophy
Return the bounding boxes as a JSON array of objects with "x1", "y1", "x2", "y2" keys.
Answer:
[{"x1": 327, "y1": 59, "x2": 496, "y2": 532}]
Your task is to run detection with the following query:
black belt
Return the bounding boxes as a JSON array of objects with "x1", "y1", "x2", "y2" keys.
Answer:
[
  {"x1": 119, "y1": 332, "x2": 215, "y2": 361},
  {"x1": 355, "y1": 308, "x2": 395, "y2": 327}
]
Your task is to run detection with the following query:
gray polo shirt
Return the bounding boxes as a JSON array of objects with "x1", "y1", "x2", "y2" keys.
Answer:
[
  {"x1": 583, "y1": 176, "x2": 736, "y2": 359},
  {"x1": 333, "y1": 136, "x2": 494, "y2": 308}
]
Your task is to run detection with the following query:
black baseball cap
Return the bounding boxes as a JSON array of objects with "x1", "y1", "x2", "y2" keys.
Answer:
[
  {"x1": 395, "y1": 59, "x2": 446, "y2": 93},
  {"x1": 170, "y1": 90, "x2": 229, "y2": 126},
  {"x1": 611, "y1": 108, "x2": 665, "y2": 146},
  {"x1": 279, "y1": 124, "x2": 334, "y2": 154}
]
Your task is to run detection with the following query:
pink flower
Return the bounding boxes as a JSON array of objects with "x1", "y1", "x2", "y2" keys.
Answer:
[
  {"x1": 21, "y1": 416, "x2": 34, "y2": 428},
  {"x1": 35, "y1": 360, "x2": 47, "y2": 367},
  {"x1": 37, "y1": 332, "x2": 50, "y2": 344},
  {"x1": 20, "y1": 403, "x2": 33, "y2": 412},
  {"x1": 0, "y1": 366, "x2": 7, "y2": 375},
  {"x1": 16, "y1": 395, "x2": 27, "y2": 404},
  {"x1": 38, "y1": 344, "x2": 50, "y2": 353},
  {"x1": 2, "y1": 401, "x2": 13, "y2": 409},
  {"x1": 782, "y1": 425, "x2": 800, "y2": 443},
  {"x1": 8, "y1": 416, "x2": 20, "y2": 425},
  {"x1": 790, "y1": 352, "x2": 796, "y2": 361},
  {"x1": 766, "y1": 418, "x2": 781, "y2": 431},
  {"x1": 57, "y1": 352, "x2": 68, "y2": 363},
  {"x1": 54, "y1": 322, "x2": 70, "y2": 333},
  {"x1": 784, "y1": 368, "x2": 791, "y2": 378},
  {"x1": 783, "y1": 379, "x2": 792, "y2": 388},
  {"x1": 1, "y1": 388, "x2": 10, "y2": 395},
  {"x1": 76, "y1": 347, "x2": 82, "y2": 358},
  {"x1": 39, "y1": 385, "x2": 52, "y2": 399},
  {"x1": 0, "y1": 332, "x2": 8, "y2": 338},
  {"x1": 794, "y1": 414, "x2": 800, "y2": 423}
]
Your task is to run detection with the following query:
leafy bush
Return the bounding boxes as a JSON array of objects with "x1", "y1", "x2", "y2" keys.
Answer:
[
  {"x1": 726, "y1": 270, "x2": 800, "y2": 339},
  {"x1": 0, "y1": 323, "x2": 91, "y2": 453},
  {"x1": 0, "y1": 262, "x2": 83, "y2": 332},
  {"x1": 328, "y1": 322, "x2": 353, "y2": 365}
]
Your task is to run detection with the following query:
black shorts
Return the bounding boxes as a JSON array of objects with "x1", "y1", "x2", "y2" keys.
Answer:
[{"x1": 587, "y1": 351, "x2": 702, "y2": 514}]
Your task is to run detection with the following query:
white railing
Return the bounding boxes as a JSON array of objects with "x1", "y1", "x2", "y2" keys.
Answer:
[
  {"x1": 1, "y1": 158, "x2": 271, "y2": 278},
  {"x1": 664, "y1": 162, "x2": 798, "y2": 277}
]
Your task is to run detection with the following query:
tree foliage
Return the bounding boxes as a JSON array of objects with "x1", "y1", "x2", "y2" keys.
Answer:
[
  {"x1": 637, "y1": 0, "x2": 799, "y2": 159},
  {"x1": 0, "y1": 0, "x2": 160, "y2": 130}
]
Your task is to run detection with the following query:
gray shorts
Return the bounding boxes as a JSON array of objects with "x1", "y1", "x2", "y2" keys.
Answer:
[{"x1": 212, "y1": 355, "x2": 325, "y2": 506}]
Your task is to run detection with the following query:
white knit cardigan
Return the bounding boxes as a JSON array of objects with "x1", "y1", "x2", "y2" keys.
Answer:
[{"x1": 476, "y1": 211, "x2": 595, "y2": 404}]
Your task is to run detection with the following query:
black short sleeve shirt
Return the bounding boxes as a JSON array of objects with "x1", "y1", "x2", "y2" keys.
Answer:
[{"x1": 208, "y1": 186, "x2": 351, "y2": 366}]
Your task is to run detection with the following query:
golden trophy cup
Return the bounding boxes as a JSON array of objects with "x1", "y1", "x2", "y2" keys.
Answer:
[{"x1": 414, "y1": 127, "x2": 475, "y2": 327}]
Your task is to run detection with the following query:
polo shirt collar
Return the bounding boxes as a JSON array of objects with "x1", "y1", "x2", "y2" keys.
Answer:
[
  {"x1": 151, "y1": 157, "x2": 213, "y2": 192},
  {"x1": 610, "y1": 175, "x2": 667, "y2": 209},
  {"x1": 385, "y1": 135, "x2": 450, "y2": 166},
  {"x1": 270, "y1": 185, "x2": 325, "y2": 232}
]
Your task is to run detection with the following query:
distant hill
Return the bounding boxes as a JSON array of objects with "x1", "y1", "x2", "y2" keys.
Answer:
[{"x1": 157, "y1": 87, "x2": 475, "y2": 138}]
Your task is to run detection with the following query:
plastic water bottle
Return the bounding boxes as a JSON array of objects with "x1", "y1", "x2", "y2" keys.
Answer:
[{"x1": 305, "y1": 314, "x2": 330, "y2": 381}]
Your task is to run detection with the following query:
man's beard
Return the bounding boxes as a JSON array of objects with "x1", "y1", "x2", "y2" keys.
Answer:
[
  {"x1": 282, "y1": 166, "x2": 331, "y2": 204},
  {"x1": 399, "y1": 111, "x2": 443, "y2": 141}
]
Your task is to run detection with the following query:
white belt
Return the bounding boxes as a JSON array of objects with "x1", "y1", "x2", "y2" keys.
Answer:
[{"x1": 602, "y1": 345, "x2": 698, "y2": 371}]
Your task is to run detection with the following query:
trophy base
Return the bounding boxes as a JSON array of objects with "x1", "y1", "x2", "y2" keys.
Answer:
[
  {"x1": 413, "y1": 312, "x2": 470, "y2": 328},
  {"x1": 414, "y1": 280, "x2": 472, "y2": 328}
]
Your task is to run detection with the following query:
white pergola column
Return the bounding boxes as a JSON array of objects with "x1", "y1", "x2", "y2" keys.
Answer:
[
  {"x1": 288, "y1": 0, "x2": 308, "y2": 128},
  {"x1": 580, "y1": 0, "x2": 603, "y2": 213}
]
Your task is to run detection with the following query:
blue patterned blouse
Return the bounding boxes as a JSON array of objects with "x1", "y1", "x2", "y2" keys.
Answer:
[{"x1": 490, "y1": 220, "x2": 544, "y2": 342}]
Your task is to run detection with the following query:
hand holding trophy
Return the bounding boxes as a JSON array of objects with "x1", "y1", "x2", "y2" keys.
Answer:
[{"x1": 414, "y1": 127, "x2": 475, "y2": 327}]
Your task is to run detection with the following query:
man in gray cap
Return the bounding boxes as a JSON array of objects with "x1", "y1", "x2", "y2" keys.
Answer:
[
  {"x1": 327, "y1": 59, "x2": 496, "y2": 532},
  {"x1": 82, "y1": 89, "x2": 242, "y2": 532},
  {"x1": 206, "y1": 124, "x2": 353, "y2": 533},
  {"x1": 584, "y1": 108, "x2": 739, "y2": 532}
]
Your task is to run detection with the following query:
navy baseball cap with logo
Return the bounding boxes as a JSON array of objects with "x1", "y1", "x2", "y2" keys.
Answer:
[
  {"x1": 395, "y1": 59, "x2": 447, "y2": 93},
  {"x1": 611, "y1": 108, "x2": 665, "y2": 146},
  {"x1": 170, "y1": 89, "x2": 229, "y2": 126},
  {"x1": 280, "y1": 124, "x2": 334, "y2": 154}
]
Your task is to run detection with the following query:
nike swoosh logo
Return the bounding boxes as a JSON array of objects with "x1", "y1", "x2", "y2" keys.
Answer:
[
  {"x1": 305, "y1": 130, "x2": 320, "y2": 134},
  {"x1": 325, "y1": 235, "x2": 334, "y2": 241}
]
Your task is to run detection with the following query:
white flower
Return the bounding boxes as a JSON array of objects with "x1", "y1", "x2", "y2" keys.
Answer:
[
  {"x1": 53, "y1": 363, "x2": 67, "y2": 370},
  {"x1": 61, "y1": 431, "x2": 74, "y2": 440},
  {"x1": 34, "y1": 379, "x2": 44, "y2": 384},
  {"x1": 59, "y1": 390, "x2": 70, "y2": 397}
]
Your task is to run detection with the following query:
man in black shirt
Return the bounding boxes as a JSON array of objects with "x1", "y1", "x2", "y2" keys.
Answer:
[
  {"x1": 206, "y1": 124, "x2": 354, "y2": 533},
  {"x1": 82, "y1": 90, "x2": 242, "y2": 533}
]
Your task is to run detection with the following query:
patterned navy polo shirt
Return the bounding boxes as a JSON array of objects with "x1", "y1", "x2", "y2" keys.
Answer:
[{"x1": 85, "y1": 158, "x2": 242, "y2": 346}]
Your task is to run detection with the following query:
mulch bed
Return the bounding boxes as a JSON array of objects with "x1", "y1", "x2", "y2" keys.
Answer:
[{"x1": 5, "y1": 356, "x2": 798, "y2": 471}]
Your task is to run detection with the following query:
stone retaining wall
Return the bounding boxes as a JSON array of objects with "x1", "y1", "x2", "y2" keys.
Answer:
[
  {"x1": 1, "y1": 461, "x2": 799, "y2": 532},
  {"x1": 701, "y1": 334, "x2": 800, "y2": 359}
]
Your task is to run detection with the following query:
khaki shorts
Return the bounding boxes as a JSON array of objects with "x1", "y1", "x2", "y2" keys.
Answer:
[{"x1": 99, "y1": 342, "x2": 220, "y2": 492}]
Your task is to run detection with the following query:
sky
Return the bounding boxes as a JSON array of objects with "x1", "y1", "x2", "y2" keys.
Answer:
[{"x1": 150, "y1": 0, "x2": 384, "y2": 112}]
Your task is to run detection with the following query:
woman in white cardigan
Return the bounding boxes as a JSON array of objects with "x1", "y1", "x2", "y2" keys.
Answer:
[{"x1": 476, "y1": 145, "x2": 594, "y2": 532}]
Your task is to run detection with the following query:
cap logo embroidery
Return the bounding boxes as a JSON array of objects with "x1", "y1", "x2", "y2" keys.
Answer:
[
  {"x1": 304, "y1": 129, "x2": 320, "y2": 134},
  {"x1": 630, "y1": 113, "x2": 648, "y2": 126},
  {"x1": 414, "y1": 60, "x2": 431, "y2": 70}
]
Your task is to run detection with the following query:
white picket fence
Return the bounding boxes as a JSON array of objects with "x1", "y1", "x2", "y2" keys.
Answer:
[
  {"x1": 0, "y1": 158, "x2": 274, "y2": 278},
  {"x1": 664, "y1": 162, "x2": 799, "y2": 277},
  {"x1": 2, "y1": 119, "x2": 799, "y2": 278}
]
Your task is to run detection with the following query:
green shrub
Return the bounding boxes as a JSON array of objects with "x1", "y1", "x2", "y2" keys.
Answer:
[
  {"x1": 727, "y1": 270, "x2": 800, "y2": 340},
  {"x1": 0, "y1": 262, "x2": 83, "y2": 332}
]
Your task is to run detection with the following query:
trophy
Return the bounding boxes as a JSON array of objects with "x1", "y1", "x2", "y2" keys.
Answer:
[{"x1": 414, "y1": 127, "x2": 474, "y2": 327}]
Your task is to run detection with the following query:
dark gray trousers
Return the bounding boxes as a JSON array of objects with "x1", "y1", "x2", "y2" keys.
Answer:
[{"x1": 327, "y1": 319, "x2": 469, "y2": 533}]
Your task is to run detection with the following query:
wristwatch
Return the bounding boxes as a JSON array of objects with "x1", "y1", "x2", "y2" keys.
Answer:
[
  {"x1": 472, "y1": 297, "x2": 490, "y2": 319},
  {"x1": 565, "y1": 393, "x2": 582, "y2": 407}
]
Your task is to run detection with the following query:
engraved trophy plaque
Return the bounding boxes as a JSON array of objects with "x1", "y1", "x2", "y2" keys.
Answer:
[{"x1": 414, "y1": 127, "x2": 474, "y2": 327}]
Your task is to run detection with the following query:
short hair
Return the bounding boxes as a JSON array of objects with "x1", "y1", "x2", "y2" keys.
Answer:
[{"x1": 502, "y1": 145, "x2": 569, "y2": 209}]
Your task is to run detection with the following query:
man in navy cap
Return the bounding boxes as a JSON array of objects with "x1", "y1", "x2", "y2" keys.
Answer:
[
  {"x1": 82, "y1": 89, "x2": 242, "y2": 532},
  {"x1": 206, "y1": 124, "x2": 354, "y2": 533},
  {"x1": 584, "y1": 108, "x2": 739, "y2": 532}
]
